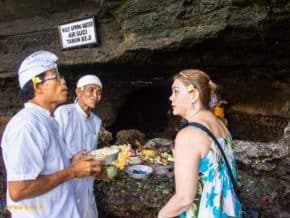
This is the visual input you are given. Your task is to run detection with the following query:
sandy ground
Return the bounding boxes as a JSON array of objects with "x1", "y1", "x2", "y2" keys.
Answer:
[{"x1": 0, "y1": 148, "x2": 11, "y2": 218}]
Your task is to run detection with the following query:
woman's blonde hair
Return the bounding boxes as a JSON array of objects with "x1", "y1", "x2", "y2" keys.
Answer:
[{"x1": 174, "y1": 69, "x2": 218, "y2": 109}]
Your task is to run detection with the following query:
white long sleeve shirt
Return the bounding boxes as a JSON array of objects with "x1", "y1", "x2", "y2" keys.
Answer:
[
  {"x1": 1, "y1": 102, "x2": 81, "y2": 218},
  {"x1": 54, "y1": 102, "x2": 101, "y2": 216}
]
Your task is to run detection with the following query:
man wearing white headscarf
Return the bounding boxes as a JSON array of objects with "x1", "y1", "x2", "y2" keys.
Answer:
[
  {"x1": 55, "y1": 74, "x2": 105, "y2": 218},
  {"x1": 1, "y1": 51, "x2": 104, "y2": 218}
]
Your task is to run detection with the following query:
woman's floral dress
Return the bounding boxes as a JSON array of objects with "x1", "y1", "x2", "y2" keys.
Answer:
[{"x1": 180, "y1": 132, "x2": 241, "y2": 218}]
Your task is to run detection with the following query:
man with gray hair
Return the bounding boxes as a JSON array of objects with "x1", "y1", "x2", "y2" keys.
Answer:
[
  {"x1": 1, "y1": 50, "x2": 103, "y2": 218},
  {"x1": 55, "y1": 74, "x2": 105, "y2": 218}
]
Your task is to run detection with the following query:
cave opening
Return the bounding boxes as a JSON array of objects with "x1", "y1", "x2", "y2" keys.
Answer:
[
  {"x1": 61, "y1": 65, "x2": 289, "y2": 143},
  {"x1": 109, "y1": 86, "x2": 172, "y2": 139}
]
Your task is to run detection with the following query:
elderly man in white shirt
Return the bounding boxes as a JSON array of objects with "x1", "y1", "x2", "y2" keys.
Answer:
[
  {"x1": 1, "y1": 50, "x2": 104, "y2": 218},
  {"x1": 55, "y1": 74, "x2": 104, "y2": 218}
]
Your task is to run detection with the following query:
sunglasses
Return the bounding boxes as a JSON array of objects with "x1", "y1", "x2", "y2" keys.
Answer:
[
  {"x1": 41, "y1": 74, "x2": 64, "y2": 83},
  {"x1": 32, "y1": 73, "x2": 64, "y2": 86}
]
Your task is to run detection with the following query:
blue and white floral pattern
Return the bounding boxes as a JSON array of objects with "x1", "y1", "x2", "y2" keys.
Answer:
[{"x1": 180, "y1": 135, "x2": 241, "y2": 218}]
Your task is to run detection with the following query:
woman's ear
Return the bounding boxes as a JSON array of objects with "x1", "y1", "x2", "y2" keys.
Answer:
[{"x1": 191, "y1": 89, "x2": 200, "y2": 104}]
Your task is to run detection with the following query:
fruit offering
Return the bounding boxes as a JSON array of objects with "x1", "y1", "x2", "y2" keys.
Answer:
[
  {"x1": 111, "y1": 144, "x2": 132, "y2": 169},
  {"x1": 106, "y1": 165, "x2": 118, "y2": 179},
  {"x1": 143, "y1": 151, "x2": 174, "y2": 165}
]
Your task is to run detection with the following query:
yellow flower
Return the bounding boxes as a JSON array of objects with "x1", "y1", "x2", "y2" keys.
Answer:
[
  {"x1": 187, "y1": 84, "x2": 195, "y2": 92},
  {"x1": 31, "y1": 77, "x2": 41, "y2": 85},
  {"x1": 111, "y1": 144, "x2": 131, "y2": 169},
  {"x1": 213, "y1": 106, "x2": 225, "y2": 118}
]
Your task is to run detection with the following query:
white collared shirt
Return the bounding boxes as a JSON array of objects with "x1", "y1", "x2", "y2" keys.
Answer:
[
  {"x1": 1, "y1": 102, "x2": 81, "y2": 218},
  {"x1": 55, "y1": 102, "x2": 101, "y2": 215}
]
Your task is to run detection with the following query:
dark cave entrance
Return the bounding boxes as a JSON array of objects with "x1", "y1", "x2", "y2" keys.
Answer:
[
  {"x1": 109, "y1": 86, "x2": 173, "y2": 139},
  {"x1": 62, "y1": 66, "x2": 289, "y2": 143}
]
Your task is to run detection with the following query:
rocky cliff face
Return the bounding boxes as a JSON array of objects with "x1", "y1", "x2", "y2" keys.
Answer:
[
  {"x1": 93, "y1": 125, "x2": 290, "y2": 218},
  {"x1": 0, "y1": 0, "x2": 289, "y2": 216},
  {"x1": 0, "y1": 0, "x2": 289, "y2": 133},
  {"x1": 1, "y1": 0, "x2": 290, "y2": 71}
]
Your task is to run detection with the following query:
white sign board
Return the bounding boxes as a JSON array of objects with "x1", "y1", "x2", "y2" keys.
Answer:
[{"x1": 58, "y1": 17, "x2": 98, "y2": 49}]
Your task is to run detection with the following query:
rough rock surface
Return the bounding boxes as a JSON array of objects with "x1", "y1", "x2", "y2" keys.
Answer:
[
  {"x1": 0, "y1": 0, "x2": 289, "y2": 135},
  {"x1": 94, "y1": 124, "x2": 290, "y2": 217},
  {"x1": 0, "y1": 0, "x2": 289, "y2": 217},
  {"x1": 0, "y1": 124, "x2": 289, "y2": 217},
  {"x1": 98, "y1": 127, "x2": 113, "y2": 147},
  {"x1": 114, "y1": 129, "x2": 146, "y2": 148},
  {"x1": 235, "y1": 136, "x2": 290, "y2": 217},
  {"x1": 0, "y1": 0, "x2": 290, "y2": 73},
  {"x1": 95, "y1": 171, "x2": 174, "y2": 218}
]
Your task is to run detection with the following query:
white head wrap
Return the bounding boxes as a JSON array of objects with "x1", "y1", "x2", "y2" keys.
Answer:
[
  {"x1": 18, "y1": 50, "x2": 58, "y2": 89},
  {"x1": 76, "y1": 75, "x2": 102, "y2": 89}
]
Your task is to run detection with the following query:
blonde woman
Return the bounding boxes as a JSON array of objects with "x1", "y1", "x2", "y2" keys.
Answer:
[{"x1": 158, "y1": 69, "x2": 241, "y2": 218}]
